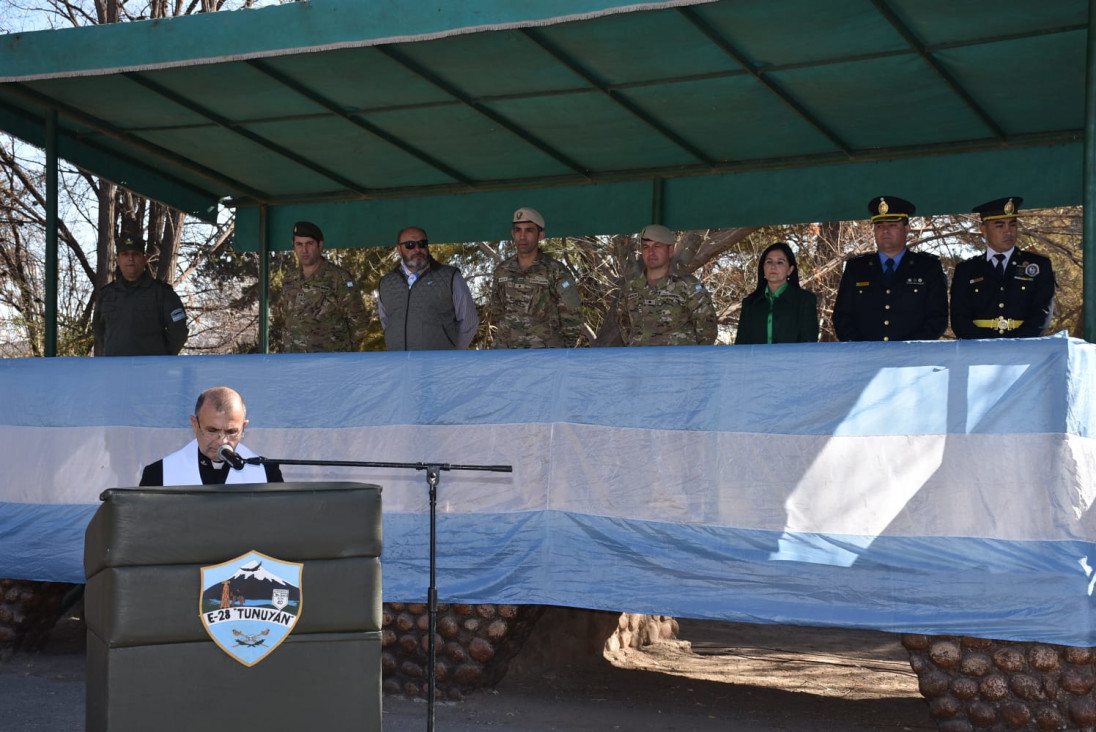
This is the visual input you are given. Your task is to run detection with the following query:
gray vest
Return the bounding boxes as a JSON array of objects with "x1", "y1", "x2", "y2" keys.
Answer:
[{"x1": 379, "y1": 261, "x2": 460, "y2": 350}]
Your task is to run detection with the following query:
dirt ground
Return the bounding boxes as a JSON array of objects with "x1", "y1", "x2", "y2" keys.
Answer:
[
  {"x1": 387, "y1": 617, "x2": 935, "y2": 731},
  {"x1": 2, "y1": 614, "x2": 935, "y2": 731}
]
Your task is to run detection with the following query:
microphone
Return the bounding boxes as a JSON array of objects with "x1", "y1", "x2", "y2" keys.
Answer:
[{"x1": 217, "y1": 444, "x2": 246, "y2": 470}]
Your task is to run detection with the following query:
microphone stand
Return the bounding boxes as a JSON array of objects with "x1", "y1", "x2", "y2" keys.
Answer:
[{"x1": 241, "y1": 455, "x2": 512, "y2": 732}]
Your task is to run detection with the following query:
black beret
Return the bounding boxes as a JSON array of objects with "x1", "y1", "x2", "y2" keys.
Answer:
[{"x1": 292, "y1": 220, "x2": 324, "y2": 241}]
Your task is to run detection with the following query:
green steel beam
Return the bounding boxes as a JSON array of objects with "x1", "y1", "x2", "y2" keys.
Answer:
[
  {"x1": 870, "y1": 0, "x2": 1007, "y2": 141},
  {"x1": 122, "y1": 72, "x2": 373, "y2": 197},
  {"x1": 0, "y1": 86, "x2": 246, "y2": 218},
  {"x1": 235, "y1": 142, "x2": 1083, "y2": 253},
  {"x1": 1085, "y1": 0, "x2": 1096, "y2": 343},
  {"x1": 651, "y1": 177, "x2": 664, "y2": 224},
  {"x1": 0, "y1": 1, "x2": 713, "y2": 81},
  {"x1": 225, "y1": 129, "x2": 1082, "y2": 211},
  {"x1": 246, "y1": 59, "x2": 476, "y2": 188},
  {"x1": 520, "y1": 28, "x2": 718, "y2": 167},
  {"x1": 677, "y1": 5, "x2": 854, "y2": 157},
  {"x1": 377, "y1": 45, "x2": 592, "y2": 179},
  {"x1": 259, "y1": 205, "x2": 270, "y2": 354},
  {"x1": 44, "y1": 109, "x2": 57, "y2": 357}
]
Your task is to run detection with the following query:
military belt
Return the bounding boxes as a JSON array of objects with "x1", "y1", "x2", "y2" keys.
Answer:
[{"x1": 973, "y1": 318, "x2": 1024, "y2": 334}]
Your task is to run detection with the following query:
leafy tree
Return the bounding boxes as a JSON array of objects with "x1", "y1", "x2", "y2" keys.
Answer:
[{"x1": 0, "y1": 0, "x2": 274, "y2": 356}]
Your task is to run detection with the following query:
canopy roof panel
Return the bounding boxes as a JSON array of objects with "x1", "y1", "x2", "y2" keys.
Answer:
[{"x1": 0, "y1": 0, "x2": 1086, "y2": 248}]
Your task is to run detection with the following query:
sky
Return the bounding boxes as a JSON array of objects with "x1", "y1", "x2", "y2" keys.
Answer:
[{"x1": 0, "y1": 1, "x2": 291, "y2": 34}]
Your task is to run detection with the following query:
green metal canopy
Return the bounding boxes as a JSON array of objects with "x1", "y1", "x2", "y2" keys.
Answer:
[{"x1": 0, "y1": 0, "x2": 1088, "y2": 252}]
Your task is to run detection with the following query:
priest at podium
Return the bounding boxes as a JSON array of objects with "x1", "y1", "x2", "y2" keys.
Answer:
[{"x1": 139, "y1": 386, "x2": 283, "y2": 486}]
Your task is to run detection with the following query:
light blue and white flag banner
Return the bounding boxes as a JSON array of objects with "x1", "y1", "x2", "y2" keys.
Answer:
[{"x1": 2, "y1": 335, "x2": 1095, "y2": 644}]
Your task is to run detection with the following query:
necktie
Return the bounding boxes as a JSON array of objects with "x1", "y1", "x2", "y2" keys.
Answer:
[
  {"x1": 883, "y1": 258, "x2": 895, "y2": 283},
  {"x1": 993, "y1": 253, "x2": 1005, "y2": 278},
  {"x1": 407, "y1": 273, "x2": 418, "y2": 289}
]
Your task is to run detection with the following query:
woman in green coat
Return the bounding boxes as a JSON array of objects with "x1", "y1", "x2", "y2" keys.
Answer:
[{"x1": 735, "y1": 242, "x2": 819, "y2": 345}]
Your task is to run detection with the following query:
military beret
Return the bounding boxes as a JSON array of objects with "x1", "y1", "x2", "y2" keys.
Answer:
[
  {"x1": 293, "y1": 220, "x2": 324, "y2": 241},
  {"x1": 972, "y1": 197, "x2": 1023, "y2": 221},
  {"x1": 116, "y1": 235, "x2": 145, "y2": 254},
  {"x1": 639, "y1": 224, "x2": 674, "y2": 245},
  {"x1": 512, "y1": 207, "x2": 545, "y2": 229},
  {"x1": 868, "y1": 196, "x2": 916, "y2": 223}
]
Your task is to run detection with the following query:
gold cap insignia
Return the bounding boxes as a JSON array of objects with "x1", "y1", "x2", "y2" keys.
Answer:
[
  {"x1": 1004, "y1": 198, "x2": 1015, "y2": 215},
  {"x1": 878, "y1": 198, "x2": 889, "y2": 215}
]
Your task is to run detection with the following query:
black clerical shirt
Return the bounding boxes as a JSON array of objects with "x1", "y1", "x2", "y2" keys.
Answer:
[{"x1": 138, "y1": 447, "x2": 284, "y2": 486}]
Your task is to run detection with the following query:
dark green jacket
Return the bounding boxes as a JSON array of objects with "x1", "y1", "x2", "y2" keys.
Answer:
[
  {"x1": 735, "y1": 285, "x2": 819, "y2": 345},
  {"x1": 93, "y1": 273, "x2": 188, "y2": 356}
]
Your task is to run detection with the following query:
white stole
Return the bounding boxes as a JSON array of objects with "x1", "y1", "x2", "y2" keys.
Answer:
[{"x1": 161, "y1": 439, "x2": 267, "y2": 486}]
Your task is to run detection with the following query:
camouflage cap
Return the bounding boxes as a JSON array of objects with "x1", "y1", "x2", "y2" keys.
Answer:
[
  {"x1": 116, "y1": 235, "x2": 145, "y2": 254},
  {"x1": 293, "y1": 220, "x2": 324, "y2": 241},
  {"x1": 639, "y1": 224, "x2": 674, "y2": 245},
  {"x1": 513, "y1": 207, "x2": 545, "y2": 229}
]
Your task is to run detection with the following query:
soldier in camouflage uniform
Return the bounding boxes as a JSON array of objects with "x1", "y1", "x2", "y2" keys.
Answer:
[
  {"x1": 618, "y1": 224, "x2": 717, "y2": 346},
  {"x1": 273, "y1": 221, "x2": 369, "y2": 353},
  {"x1": 489, "y1": 207, "x2": 584, "y2": 349}
]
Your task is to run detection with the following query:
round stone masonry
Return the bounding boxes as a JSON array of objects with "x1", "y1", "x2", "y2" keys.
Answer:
[
  {"x1": 382, "y1": 602, "x2": 546, "y2": 699},
  {"x1": 902, "y1": 634, "x2": 1092, "y2": 731},
  {"x1": 381, "y1": 603, "x2": 678, "y2": 700}
]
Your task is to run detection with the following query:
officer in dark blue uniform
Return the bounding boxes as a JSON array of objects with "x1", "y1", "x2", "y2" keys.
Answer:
[
  {"x1": 832, "y1": 196, "x2": 948, "y2": 342},
  {"x1": 950, "y1": 197, "x2": 1055, "y2": 339}
]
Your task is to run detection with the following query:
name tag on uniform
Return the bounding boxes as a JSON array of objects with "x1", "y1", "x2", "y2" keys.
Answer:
[
  {"x1": 642, "y1": 294, "x2": 686, "y2": 305},
  {"x1": 856, "y1": 281, "x2": 871, "y2": 287},
  {"x1": 969, "y1": 277, "x2": 983, "y2": 284}
]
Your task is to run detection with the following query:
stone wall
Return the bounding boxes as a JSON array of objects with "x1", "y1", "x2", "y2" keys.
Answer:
[
  {"x1": 904, "y1": 633, "x2": 1096, "y2": 731},
  {"x1": 606, "y1": 612, "x2": 679, "y2": 652},
  {"x1": 382, "y1": 602, "x2": 546, "y2": 699},
  {"x1": 382, "y1": 603, "x2": 678, "y2": 699},
  {"x1": 0, "y1": 580, "x2": 75, "y2": 653}
]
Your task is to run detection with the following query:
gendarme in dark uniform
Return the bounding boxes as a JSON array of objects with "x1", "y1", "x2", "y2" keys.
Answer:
[
  {"x1": 950, "y1": 197, "x2": 1055, "y2": 339},
  {"x1": 93, "y1": 234, "x2": 189, "y2": 356},
  {"x1": 832, "y1": 196, "x2": 948, "y2": 342}
]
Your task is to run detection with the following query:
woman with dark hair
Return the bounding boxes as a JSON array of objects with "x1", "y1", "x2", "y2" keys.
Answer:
[{"x1": 734, "y1": 242, "x2": 819, "y2": 344}]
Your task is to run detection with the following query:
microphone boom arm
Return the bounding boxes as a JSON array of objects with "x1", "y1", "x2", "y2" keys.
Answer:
[
  {"x1": 236, "y1": 453, "x2": 511, "y2": 732},
  {"x1": 242, "y1": 456, "x2": 512, "y2": 473}
]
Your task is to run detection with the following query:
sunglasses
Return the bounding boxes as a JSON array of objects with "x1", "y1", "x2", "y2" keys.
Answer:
[{"x1": 400, "y1": 239, "x2": 429, "y2": 250}]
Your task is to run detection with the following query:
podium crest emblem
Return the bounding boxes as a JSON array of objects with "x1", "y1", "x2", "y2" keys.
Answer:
[{"x1": 199, "y1": 550, "x2": 303, "y2": 667}]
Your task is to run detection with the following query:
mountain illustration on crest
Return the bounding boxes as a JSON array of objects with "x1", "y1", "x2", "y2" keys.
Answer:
[{"x1": 202, "y1": 559, "x2": 300, "y2": 605}]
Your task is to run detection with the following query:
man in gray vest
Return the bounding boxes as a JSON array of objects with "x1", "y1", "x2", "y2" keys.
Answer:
[{"x1": 377, "y1": 226, "x2": 479, "y2": 350}]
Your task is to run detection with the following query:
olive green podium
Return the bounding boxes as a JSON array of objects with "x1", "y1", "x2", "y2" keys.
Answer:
[{"x1": 83, "y1": 482, "x2": 382, "y2": 732}]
